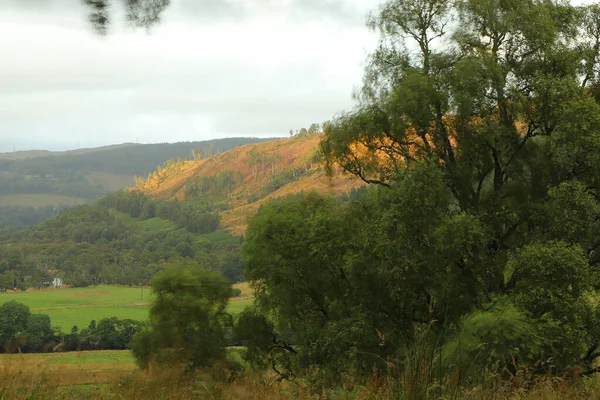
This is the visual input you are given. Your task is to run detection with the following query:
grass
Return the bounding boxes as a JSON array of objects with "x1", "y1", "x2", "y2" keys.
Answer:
[
  {"x1": 2, "y1": 359, "x2": 600, "y2": 399},
  {"x1": 41, "y1": 307, "x2": 150, "y2": 332},
  {"x1": 0, "y1": 194, "x2": 89, "y2": 207},
  {"x1": 0, "y1": 350, "x2": 136, "y2": 369},
  {"x1": 0, "y1": 285, "x2": 152, "y2": 331},
  {"x1": 0, "y1": 285, "x2": 153, "y2": 309},
  {"x1": 0, "y1": 284, "x2": 252, "y2": 331},
  {"x1": 227, "y1": 297, "x2": 253, "y2": 314},
  {"x1": 0, "y1": 350, "x2": 137, "y2": 395}
]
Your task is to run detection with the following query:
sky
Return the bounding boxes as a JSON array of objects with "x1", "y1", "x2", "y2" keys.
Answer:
[{"x1": 0, "y1": 0, "x2": 380, "y2": 152}]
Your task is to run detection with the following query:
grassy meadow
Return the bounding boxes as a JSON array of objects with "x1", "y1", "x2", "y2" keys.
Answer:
[{"x1": 0, "y1": 283, "x2": 253, "y2": 331}]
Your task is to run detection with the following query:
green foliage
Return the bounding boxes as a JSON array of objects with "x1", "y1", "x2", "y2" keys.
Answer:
[
  {"x1": 443, "y1": 300, "x2": 542, "y2": 373},
  {"x1": 235, "y1": 308, "x2": 295, "y2": 375},
  {"x1": 131, "y1": 267, "x2": 232, "y2": 369},
  {"x1": 100, "y1": 191, "x2": 221, "y2": 234},
  {"x1": 241, "y1": 0, "x2": 600, "y2": 385},
  {"x1": 22, "y1": 314, "x2": 53, "y2": 353},
  {"x1": 0, "y1": 301, "x2": 30, "y2": 352},
  {"x1": 0, "y1": 192, "x2": 244, "y2": 289},
  {"x1": 0, "y1": 205, "x2": 71, "y2": 228}
]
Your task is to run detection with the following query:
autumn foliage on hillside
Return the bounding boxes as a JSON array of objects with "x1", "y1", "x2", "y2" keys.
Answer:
[{"x1": 134, "y1": 135, "x2": 362, "y2": 235}]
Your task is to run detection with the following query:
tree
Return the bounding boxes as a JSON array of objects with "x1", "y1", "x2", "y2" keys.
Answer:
[
  {"x1": 243, "y1": 0, "x2": 600, "y2": 381},
  {"x1": 95, "y1": 317, "x2": 145, "y2": 350},
  {"x1": 0, "y1": 301, "x2": 30, "y2": 353},
  {"x1": 243, "y1": 192, "x2": 390, "y2": 381},
  {"x1": 131, "y1": 266, "x2": 232, "y2": 369},
  {"x1": 22, "y1": 314, "x2": 53, "y2": 353},
  {"x1": 307, "y1": 123, "x2": 320, "y2": 135}
]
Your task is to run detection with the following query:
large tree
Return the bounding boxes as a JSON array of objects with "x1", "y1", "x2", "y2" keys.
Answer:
[
  {"x1": 243, "y1": 0, "x2": 600, "y2": 382},
  {"x1": 131, "y1": 266, "x2": 232, "y2": 369}
]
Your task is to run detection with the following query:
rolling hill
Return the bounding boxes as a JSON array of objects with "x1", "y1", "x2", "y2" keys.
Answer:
[
  {"x1": 0, "y1": 143, "x2": 140, "y2": 161},
  {"x1": 0, "y1": 138, "x2": 274, "y2": 228},
  {"x1": 135, "y1": 134, "x2": 363, "y2": 235},
  {"x1": 0, "y1": 134, "x2": 362, "y2": 291}
]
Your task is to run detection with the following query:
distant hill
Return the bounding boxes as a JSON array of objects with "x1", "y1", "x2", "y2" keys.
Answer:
[
  {"x1": 0, "y1": 143, "x2": 140, "y2": 160},
  {"x1": 0, "y1": 134, "x2": 363, "y2": 289},
  {"x1": 135, "y1": 134, "x2": 362, "y2": 235},
  {"x1": 0, "y1": 138, "x2": 274, "y2": 228}
]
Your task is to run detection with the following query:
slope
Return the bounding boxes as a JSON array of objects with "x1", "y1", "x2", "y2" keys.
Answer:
[
  {"x1": 0, "y1": 138, "x2": 273, "y2": 228},
  {"x1": 135, "y1": 134, "x2": 363, "y2": 235}
]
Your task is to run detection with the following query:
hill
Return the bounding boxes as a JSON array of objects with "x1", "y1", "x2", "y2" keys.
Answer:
[
  {"x1": 0, "y1": 143, "x2": 140, "y2": 161},
  {"x1": 0, "y1": 134, "x2": 362, "y2": 290},
  {"x1": 0, "y1": 138, "x2": 273, "y2": 228},
  {"x1": 135, "y1": 134, "x2": 362, "y2": 235}
]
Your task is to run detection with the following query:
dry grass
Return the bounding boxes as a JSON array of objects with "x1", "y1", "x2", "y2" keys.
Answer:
[
  {"x1": 2, "y1": 345, "x2": 600, "y2": 399},
  {"x1": 2, "y1": 358, "x2": 600, "y2": 400}
]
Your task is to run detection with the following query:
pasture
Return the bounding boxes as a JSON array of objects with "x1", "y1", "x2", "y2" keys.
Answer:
[{"x1": 0, "y1": 283, "x2": 253, "y2": 331}]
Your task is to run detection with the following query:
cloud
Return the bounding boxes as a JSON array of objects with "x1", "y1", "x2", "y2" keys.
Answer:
[{"x1": 0, "y1": 0, "x2": 378, "y2": 151}]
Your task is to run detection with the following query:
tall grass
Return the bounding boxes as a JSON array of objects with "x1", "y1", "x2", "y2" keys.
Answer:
[
  {"x1": 1, "y1": 363, "x2": 599, "y2": 399},
  {"x1": 2, "y1": 342, "x2": 600, "y2": 399}
]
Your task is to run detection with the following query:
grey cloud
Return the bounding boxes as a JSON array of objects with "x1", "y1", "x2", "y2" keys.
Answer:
[
  {"x1": 0, "y1": 0, "x2": 376, "y2": 151},
  {"x1": 288, "y1": 0, "x2": 366, "y2": 25},
  {"x1": 166, "y1": 0, "x2": 366, "y2": 26}
]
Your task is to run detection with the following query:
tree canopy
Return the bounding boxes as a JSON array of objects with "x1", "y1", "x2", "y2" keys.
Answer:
[
  {"x1": 241, "y1": 0, "x2": 600, "y2": 382},
  {"x1": 131, "y1": 266, "x2": 232, "y2": 369}
]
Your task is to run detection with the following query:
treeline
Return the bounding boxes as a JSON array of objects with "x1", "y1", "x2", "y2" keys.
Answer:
[
  {"x1": 0, "y1": 300, "x2": 144, "y2": 354},
  {"x1": 0, "y1": 170, "x2": 105, "y2": 198},
  {"x1": 288, "y1": 123, "x2": 326, "y2": 138}
]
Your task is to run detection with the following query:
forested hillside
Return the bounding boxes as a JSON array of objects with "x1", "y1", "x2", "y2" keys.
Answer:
[
  {"x1": 135, "y1": 134, "x2": 362, "y2": 235},
  {"x1": 0, "y1": 138, "x2": 271, "y2": 228},
  {"x1": 4, "y1": 0, "x2": 600, "y2": 397},
  {"x1": 0, "y1": 134, "x2": 362, "y2": 290}
]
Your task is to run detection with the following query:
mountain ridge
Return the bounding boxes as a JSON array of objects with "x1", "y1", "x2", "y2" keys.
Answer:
[{"x1": 0, "y1": 143, "x2": 141, "y2": 160}]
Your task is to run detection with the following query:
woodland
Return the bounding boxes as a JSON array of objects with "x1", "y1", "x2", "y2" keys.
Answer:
[{"x1": 3, "y1": 0, "x2": 600, "y2": 398}]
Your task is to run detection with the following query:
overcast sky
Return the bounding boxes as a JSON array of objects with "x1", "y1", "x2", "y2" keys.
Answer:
[
  {"x1": 0, "y1": 0, "x2": 380, "y2": 152},
  {"x1": 2, "y1": 0, "x2": 595, "y2": 153}
]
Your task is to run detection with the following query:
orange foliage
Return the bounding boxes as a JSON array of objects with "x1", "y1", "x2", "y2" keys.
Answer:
[{"x1": 134, "y1": 135, "x2": 362, "y2": 235}]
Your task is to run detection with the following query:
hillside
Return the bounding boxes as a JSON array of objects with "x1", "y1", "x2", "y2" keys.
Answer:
[
  {"x1": 0, "y1": 138, "x2": 272, "y2": 228},
  {"x1": 135, "y1": 134, "x2": 363, "y2": 235}
]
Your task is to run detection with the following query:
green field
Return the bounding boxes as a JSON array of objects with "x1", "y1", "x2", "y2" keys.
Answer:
[
  {"x1": 0, "y1": 194, "x2": 89, "y2": 207},
  {"x1": 0, "y1": 285, "x2": 253, "y2": 331}
]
